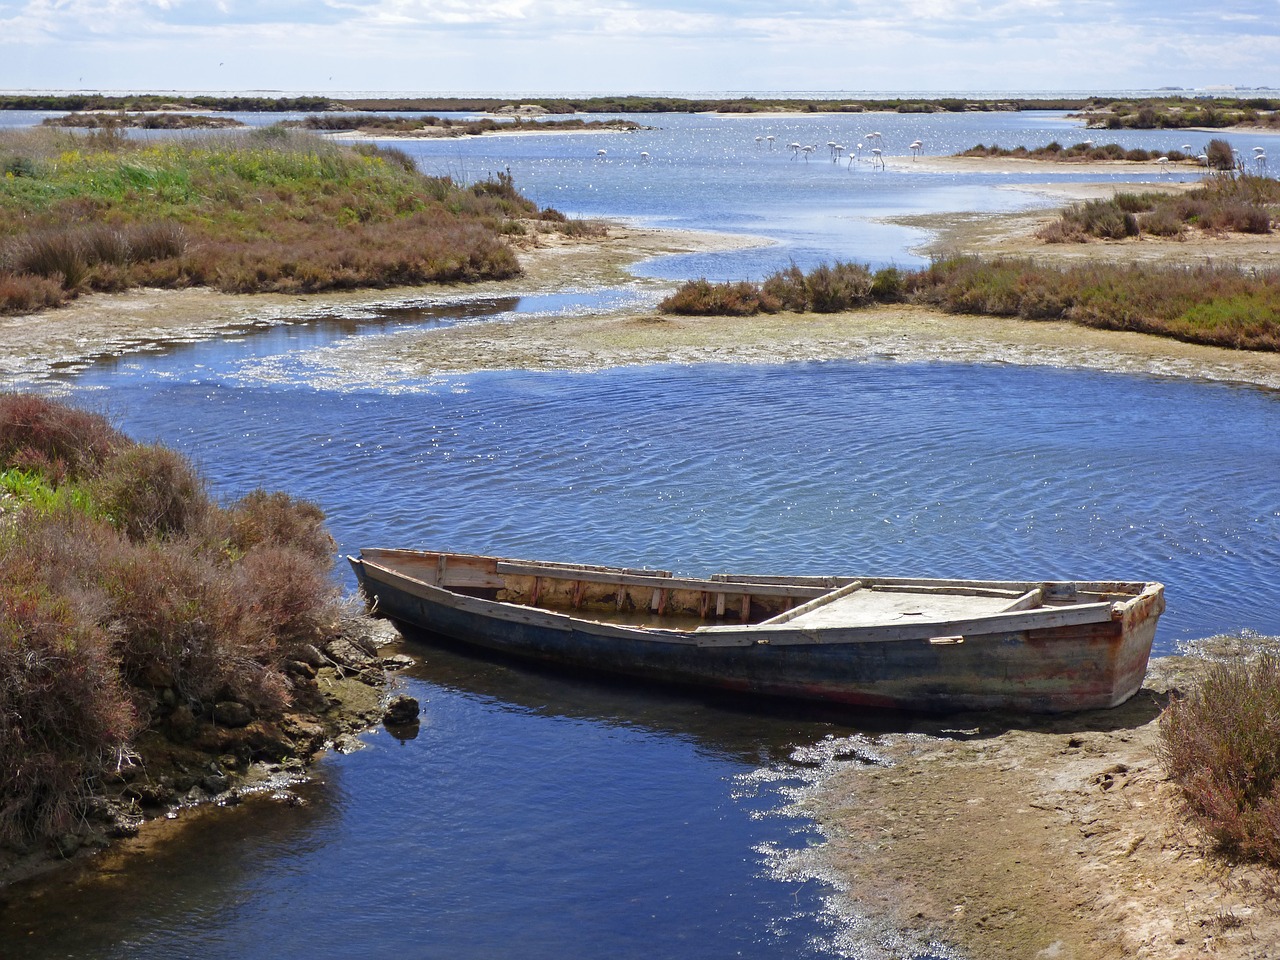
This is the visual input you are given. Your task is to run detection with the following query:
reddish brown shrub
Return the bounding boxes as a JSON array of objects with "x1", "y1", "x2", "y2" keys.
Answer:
[
  {"x1": 0, "y1": 393, "x2": 124, "y2": 482},
  {"x1": 0, "y1": 583, "x2": 139, "y2": 845},
  {"x1": 228, "y1": 488, "x2": 335, "y2": 563},
  {"x1": 234, "y1": 545, "x2": 339, "y2": 649},
  {"x1": 93, "y1": 442, "x2": 210, "y2": 541},
  {"x1": 1160, "y1": 650, "x2": 1280, "y2": 865},
  {"x1": 0, "y1": 272, "x2": 66, "y2": 314},
  {"x1": 103, "y1": 542, "x2": 290, "y2": 715}
]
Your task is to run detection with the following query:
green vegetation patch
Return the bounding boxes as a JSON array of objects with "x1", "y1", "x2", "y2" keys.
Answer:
[
  {"x1": 1040, "y1": 171, "x2": 1278, "y2": 243},
  {"x1": 0, "y1": 126, "x2": 570, "y2": 314}
]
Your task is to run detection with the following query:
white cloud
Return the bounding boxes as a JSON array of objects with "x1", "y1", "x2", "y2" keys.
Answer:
[{"x1": 0, "y1": 0, "x2": 1276, "y2": 92}]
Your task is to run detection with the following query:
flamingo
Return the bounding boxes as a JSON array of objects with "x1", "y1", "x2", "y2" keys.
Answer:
[
  {"x1": 596, "y1": 149, "x2": 607, "y2": 159},
  {"x1": 909, "y1": 139, "x2": 923, "y2": 160},
  {"x1": 788, "y1": 142, "x2": 802, "y2": 159},
  {"x1": 801, "y1": 144, "x2": 816, "y2": 161},
  {"x1": 639, "y1": 151, "x2": 650, "y2": 163},
  {"x1": 766, "y1": 135, "x2": 776, "y2": 149},
  {"x1": 754, "y1": 136, "x2": 764, "y2": 149},
  {"x1": 871, "y1": 147, "x2": 883, "y2": 170},
  {"x1": 832, "y1": 144, "x2": 844, "y2": 162},
  {"x1": 1256, "y1": 152, "x2": 1268, "y2": 174},
  {"x1": 1156, "y1": 156, "x2": 1170, "y2": 175}
]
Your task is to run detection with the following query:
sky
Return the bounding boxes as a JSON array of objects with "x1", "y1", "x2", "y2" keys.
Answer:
[{"x1": 1, "y1": 0, "x2": 1278, "y2": 97}]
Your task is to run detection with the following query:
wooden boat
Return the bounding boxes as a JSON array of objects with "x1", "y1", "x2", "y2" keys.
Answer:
[{"x1": 348, "y1": 548, "x2": 1165, "y2": 714}]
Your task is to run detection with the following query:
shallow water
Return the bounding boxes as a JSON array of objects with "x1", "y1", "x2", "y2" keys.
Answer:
[{"x1": 5, "y1": 104, "x2": 1280, "y2": 959}]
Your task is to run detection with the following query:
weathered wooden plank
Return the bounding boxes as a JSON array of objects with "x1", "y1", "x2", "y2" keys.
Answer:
[
  {"x1": 1004, "y1": 588, "x2": 1045, "y2": 612},
  {"x1": 495, "y1": 561, "x2": 828, "y2": 599},
  {"x1": 758, "y1": 580, "x2": 865, "y2": 626}
]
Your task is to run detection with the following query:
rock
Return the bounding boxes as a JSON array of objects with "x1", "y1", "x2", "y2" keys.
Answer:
[
  {"x1": 381, "y1": 654, "x2": 415, "y2": 671},
  {"x1": 279, "y1": 715, "x2": 326, "y2": 753},
  {"x1": 323, "y1": 637, "x2": 378, "y2": 670},
  {"x1": 167, "y1": 704, "x2": 199, "y2": 741},
  {"x1": 332, "y1": 734, "x2": 365, "y2": 754},
  {"x1": 383, "y1": 694, "x2": 420, "y2": 727},
  {"x1": 285, "y1": 659, "x2": 317, "y2": 680},
  {"x1": 213, "y1": 700, "x2": 253, "y2": 728},
  {"x1": 201, "y1": 773, "x2": 231, "y2": 794},
  {"x1": 293, "y1": 643, "x2": 326, "y2": 667}
]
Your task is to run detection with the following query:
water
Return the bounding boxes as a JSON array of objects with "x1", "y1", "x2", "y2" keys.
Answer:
[{"x1": 4, "y1": 103, "x2": 1280, "y2": 959}]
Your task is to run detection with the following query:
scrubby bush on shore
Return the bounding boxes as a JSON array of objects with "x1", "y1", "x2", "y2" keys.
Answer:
[
  {"x1": 0, "y1": 394, "x2": 343, "y2": 848},
  {"x1": 1039, "y1": 174, "x2": 1278, "y2": 243},
  {"x1": 0, "y1": 127, "x2": 567, "y2": 314},
  {"x1": 658, "y1": 257, "x2": 1280, "y2": 351},
  {"x1": 959, "y1": 141, "x2": 1195, "y2": 164},
  {"x1": 1159, "y1": 641, "x2": 1280, "y2": 866}
]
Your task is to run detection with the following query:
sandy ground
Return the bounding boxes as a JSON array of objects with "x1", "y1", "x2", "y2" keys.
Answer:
[
  {"x1": 5, "y1": 189, "x2": 1280, "y2": 957},
  {"x1": 787, "y1": 644, "x2": 1280, "y2": 960}
]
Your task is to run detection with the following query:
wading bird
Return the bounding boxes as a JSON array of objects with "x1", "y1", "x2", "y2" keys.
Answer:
[
  {"x1": 909, "y1": 139, "x2": 923, "y2": 160},
  {"x1": 870, "y1": 147, "x2": 884, "y2": 169}
]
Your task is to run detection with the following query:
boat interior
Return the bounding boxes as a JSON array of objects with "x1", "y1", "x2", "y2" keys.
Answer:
[{"x1": 357, "y1": 548, "x2": 1150, "y2": 630}]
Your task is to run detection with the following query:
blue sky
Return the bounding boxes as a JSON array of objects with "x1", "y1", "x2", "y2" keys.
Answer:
[{"x1": 1, "y1": 0, "x2": 1277, "y2": 95}]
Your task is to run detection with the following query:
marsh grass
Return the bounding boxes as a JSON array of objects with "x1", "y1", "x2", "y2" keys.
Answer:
[
  {"x1": 659, "y1": 257, "x2": 1280, "y2": 350},
  {"x1": 0, "y1": 127, "x2": 545, "y2": 313},
  {"x1": 0, "y1": 395, "x2": 343, "y2": 847}
]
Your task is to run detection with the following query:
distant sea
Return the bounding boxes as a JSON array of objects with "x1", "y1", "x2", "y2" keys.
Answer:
[{"x1": 4, "y1": 86, "x2": 1280, "y2": 100}]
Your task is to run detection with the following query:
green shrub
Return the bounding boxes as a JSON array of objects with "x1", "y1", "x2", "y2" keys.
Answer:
[
  {"x1": 761, "y1": 264, "x2": 809, "y2": 312},
  {"x1": 806, "y1": 261, "x2": 875, "y2": 312}
]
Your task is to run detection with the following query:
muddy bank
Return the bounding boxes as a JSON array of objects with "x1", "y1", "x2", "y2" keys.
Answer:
[{"x1": 788, "y1": 642, "x2": 1280, "y2": 960}]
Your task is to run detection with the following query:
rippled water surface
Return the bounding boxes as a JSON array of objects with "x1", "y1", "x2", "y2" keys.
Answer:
[{"x1": 5, "y1": 105, "x2": 1280, "y2": 959}]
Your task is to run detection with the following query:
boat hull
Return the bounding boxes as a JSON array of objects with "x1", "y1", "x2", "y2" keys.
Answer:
[{"x1": 350, "y1": 551, "x2": 1164, "y2": 714}]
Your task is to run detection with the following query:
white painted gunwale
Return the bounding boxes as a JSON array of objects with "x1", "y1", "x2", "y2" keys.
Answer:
[{"x1": 353, "y1": 553, "x2": 1163, "y2": 649}]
